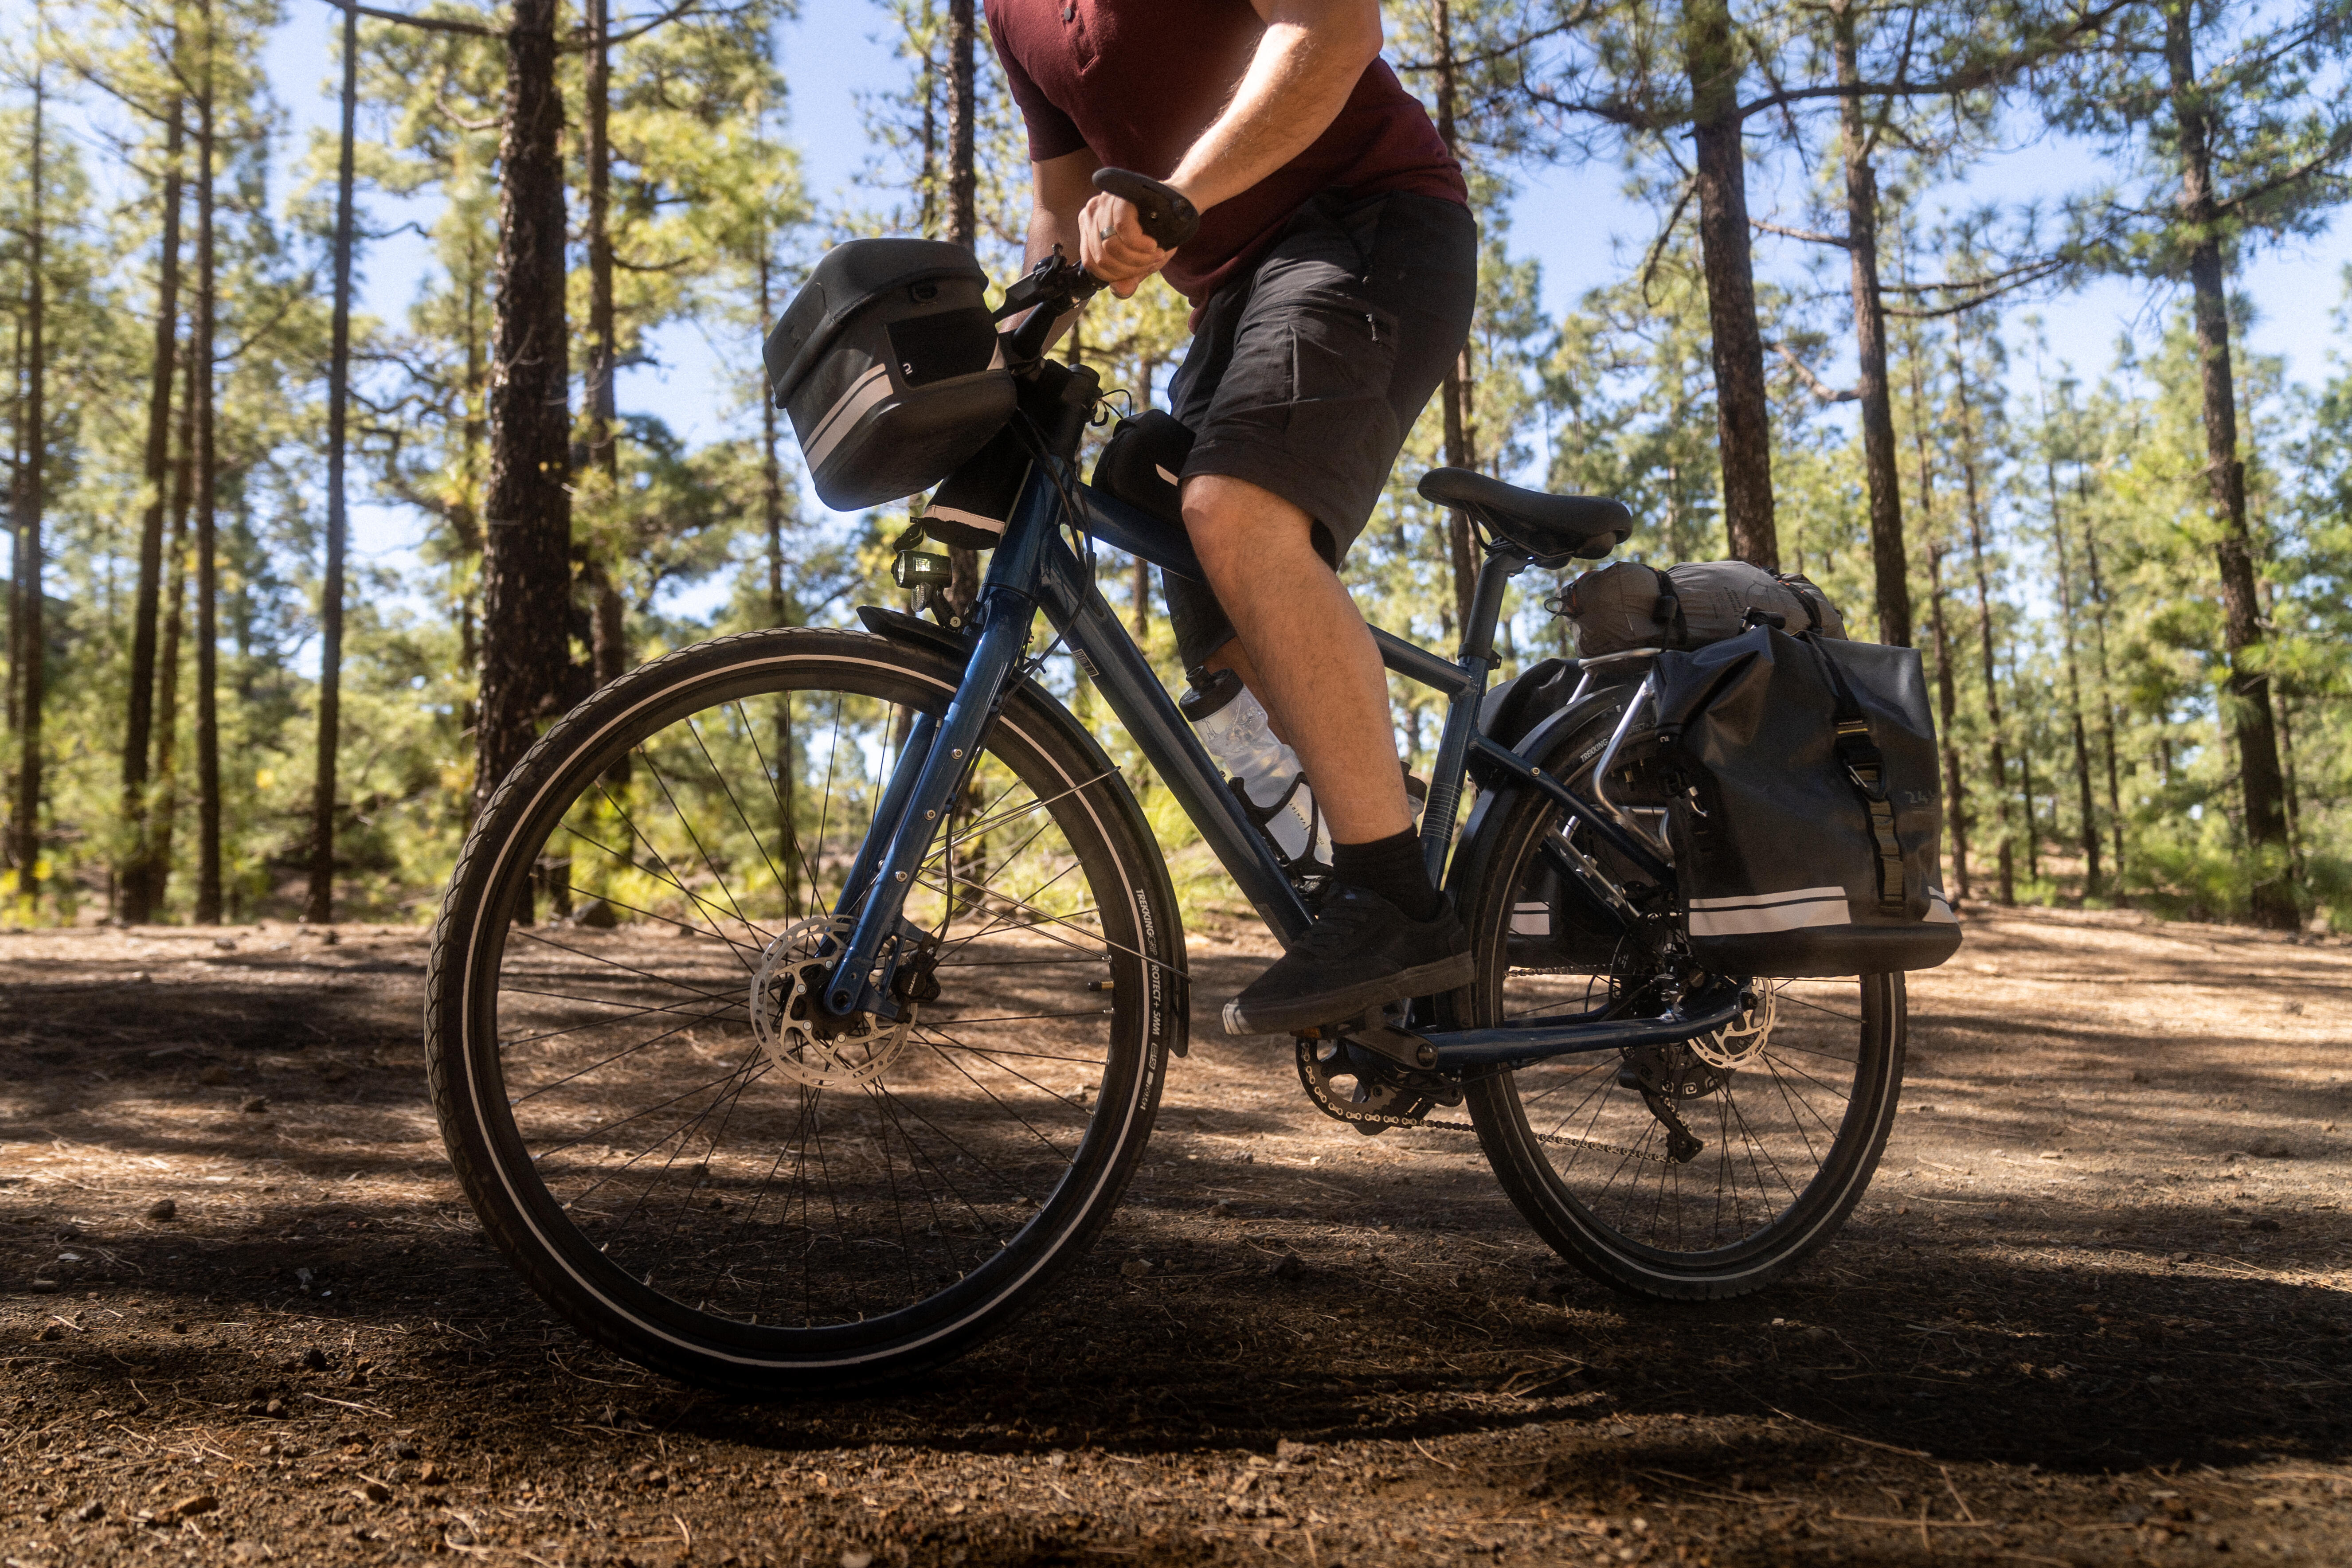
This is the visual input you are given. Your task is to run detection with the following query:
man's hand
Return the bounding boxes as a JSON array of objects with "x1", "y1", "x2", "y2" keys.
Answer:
[{"x1": 1077, "y1": 191, "x2": 1177, "y2": 298}]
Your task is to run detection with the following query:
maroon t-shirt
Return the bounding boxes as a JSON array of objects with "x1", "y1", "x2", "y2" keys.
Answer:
[{"x1": 985, "y1": 0, "x2": 1468, "y2": 303}]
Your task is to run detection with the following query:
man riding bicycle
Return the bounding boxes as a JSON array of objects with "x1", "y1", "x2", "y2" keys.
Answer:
[{"x1": 987, "y1": 0, "x2": 1480, "y2": 1036}]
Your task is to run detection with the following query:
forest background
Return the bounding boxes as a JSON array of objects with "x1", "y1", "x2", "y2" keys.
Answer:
[{"x1": 9, "y1": 0, "x2": 2352, "y2": 934}]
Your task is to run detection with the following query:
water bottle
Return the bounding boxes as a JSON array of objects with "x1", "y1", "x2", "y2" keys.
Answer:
[{"x1": 1179, "y1": 669, "x2": 1331, "y2": 872}]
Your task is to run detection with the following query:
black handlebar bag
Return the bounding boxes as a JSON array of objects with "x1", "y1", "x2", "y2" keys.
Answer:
[{"x1": 1647, "y1": 626, "x2": 1961, "y2": 977}]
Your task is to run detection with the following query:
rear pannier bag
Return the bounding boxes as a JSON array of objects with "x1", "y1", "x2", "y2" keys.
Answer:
[
  {"x1": 1643, "y1": 626, "x2": 1960, "y2": 976},
  {"x1": 764, "y1": 239, "x2": 1016, "y2": 512},
  {"x1": 1559, "y1": 559, "x2": 1846, "y2": 657}
]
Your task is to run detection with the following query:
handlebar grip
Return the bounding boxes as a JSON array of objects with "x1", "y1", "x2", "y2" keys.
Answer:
[{"x1": 1092, "y1": 168, "x2": 1201, "y2": 250}]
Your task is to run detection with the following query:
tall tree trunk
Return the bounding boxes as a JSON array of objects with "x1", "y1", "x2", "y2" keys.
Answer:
[
  {"x1": 1832, "y1": 1, "x2": 1907, "y2": 645},
  {"x1": 1903, "y1": 341, "x2": 1967, "y2": 903},
  {"x1": 1681, "y1": 0, "x2": 1776, "y2": 568},
  {"x1": 1432, "y1": 0, "x2": 1478, "y2": 630},
  {"x1": 2164, "y1": 1, "x2": 2295, "y2": 929},
  {"x1": 2015, "y1": 660, "x2": 2038, "y2": 884},
  {"x1": 479, "y1": 0, "x2": 574, "y2": 849},
  {"x1": 757, "y1": 247, "x2": 789, "y2": 628},
  {"x1": 9, "y1": 54, "x2": 47, "y2": 905},
  {"x1": 193, "y1": 6, "x2": 223, "y2": 924},
  {"x1": 1927, "y1": 544, "x2": 1969, "y2": 904},
  {"x1": 7, "y1": 315, "x2": 20, "y2": 763},
  {"x1": 584, "y1": 0, "x2": 626, "y2": 690},
  {"x1": 306, "y1": 2, "x2": 360, "y2": 925},
  {"x1": 2077, "y1": 468, "x2": 2125, "y2": 885},
  {"x1": 456, "y1": 225, "x2": 485, "y2": 755},
  {"x1": 2046, "y1": 442, "x2": 2101, "y2": 897},
  {"x1": 943, "y1": 0, "x2": 982, "y2": 616},
  {"x1": 1950, "y1": 330, "x2": 2012, "y2": 904},
  {"x1": 151, "y1": 333, "x2": 199, "y2": 916},
  {"x1": 122, "y1": 104, "x2": 184, "y2": 923}
]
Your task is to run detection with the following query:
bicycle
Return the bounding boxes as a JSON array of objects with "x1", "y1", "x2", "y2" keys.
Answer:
[{"x1": 426, "y1": 171, "x2": 1907, "y2": 1393}]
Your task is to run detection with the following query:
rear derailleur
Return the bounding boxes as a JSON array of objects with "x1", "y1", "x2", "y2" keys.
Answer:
[{"x1": 1293, "y1": 1005, "x2": 1464, "y2": 1136}]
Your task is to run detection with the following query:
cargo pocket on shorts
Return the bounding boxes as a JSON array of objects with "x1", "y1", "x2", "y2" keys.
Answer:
[{"x1": 1284, "y1": 287, "x2": 1400, "y2": 459}]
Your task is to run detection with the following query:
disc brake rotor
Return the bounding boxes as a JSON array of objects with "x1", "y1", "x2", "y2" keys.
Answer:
[
  {"x1": 749, "y1": 915, "x2": 917, "y2": 1090},
  {"x1": 1689, "y1": 983, "x2": 1774, "y2": 1071}
]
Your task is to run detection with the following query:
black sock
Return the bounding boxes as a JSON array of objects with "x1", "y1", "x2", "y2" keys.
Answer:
[{"x1": 1330, "y1": 828, "x2": 1442, "y2": 923}]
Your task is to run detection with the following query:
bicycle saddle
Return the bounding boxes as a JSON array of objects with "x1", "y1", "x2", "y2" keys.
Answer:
[{"x1": 1419, "y1": 468, "x2": 1631, "y2": 568}]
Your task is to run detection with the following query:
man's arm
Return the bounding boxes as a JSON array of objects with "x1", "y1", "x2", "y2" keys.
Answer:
[
  {"x1": 1018, "y1": 148, "x2": 1102, "y2": 351},
  {"x1": 1080, "y1": 0, "x2": 1383, "y2": 295}
]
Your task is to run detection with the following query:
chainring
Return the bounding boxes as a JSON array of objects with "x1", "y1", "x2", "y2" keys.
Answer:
[
  {"x1": 1295, "y1": 1036, "x2": 1452, "y2": 1135},
  {"x1": 748, "y1": 915, "x2": 917, "y2": 1090}
]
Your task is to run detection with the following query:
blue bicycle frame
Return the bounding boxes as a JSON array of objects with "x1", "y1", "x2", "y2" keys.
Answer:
[{"x1": 817, "y1": 451, "x2": 1736, "y2": 1071}]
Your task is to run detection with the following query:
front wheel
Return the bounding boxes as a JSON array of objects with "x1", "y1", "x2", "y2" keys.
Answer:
[
  {"x1": 1452, "y1": 705, "x2": 1906, "y2": 1299},
  {"x1": 426, "y1": 628, "x2": 1185, "y2": 1392}
]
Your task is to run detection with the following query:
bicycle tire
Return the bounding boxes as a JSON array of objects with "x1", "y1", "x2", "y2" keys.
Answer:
[
  {"x1": 426, "y1": 627, "x2": 1184, "y2": 1392},
  {"x1": 1449, "y1": 700, "x2": 1906, "y2": 1299}
]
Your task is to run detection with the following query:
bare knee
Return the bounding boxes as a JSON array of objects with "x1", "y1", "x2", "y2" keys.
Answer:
[{"x1": 1180, "y1": 473, "x2": 1318, "y2": 582}]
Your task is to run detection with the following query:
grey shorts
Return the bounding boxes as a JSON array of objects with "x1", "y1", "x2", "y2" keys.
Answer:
[{"x1": 1162, "y1": 190, "x2": 1479, "y2": 673}]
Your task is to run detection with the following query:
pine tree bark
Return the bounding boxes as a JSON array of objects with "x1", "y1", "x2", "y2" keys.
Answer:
[
  {"x1": 9, "y1": 57, "x2": 47, "y2": 904},
  {"x1": 122, "y1": 105, "x2": 184, "y2": 923},
  {"x1": 1682, "y1": 0, "x2": 1776, "y2": 568},
  {"x1": 193, "y1": 7, "x2": 223, "y2": 924},
  {"x1": 2077, "y1": 471, "x2": 2125, "y2": 884},
  {"x1": 478, "y1": 0, "x2": 574, "y2": 833},
  {"x1": 584, "y1": 0, "x2": 626, "y2": 690},
  {"x1": 151, "y1": 336, "x2": 199, "y2": 915},
  {"x1": 2163, "y1": 0, "x2": 2295, "y2": 928},
  {"x1": 1832, "y1": 1, "x2": 1907, "y2": 646},
  {"x1": 1907, "y1": 341, "x2": 1967, "y2": 903},
  {"x1": 1951, "y1": 335, "x2": 2013, "y2": 906},
  {"x1": 306, "y1": 2, "x2": 360, "y2": 925},
  {"x1": 757, "y1": 246, "x2": 789, "y2": 629},
  {"x1": 944, "y1": 0, "x2": 982, "y2": 615},
  {"x1": 2046, "y1": 445, "x2": 2101, "y2": 896},
  {"x1": 1432, "y1": 0, "x2": 1478, "y2": 630}
]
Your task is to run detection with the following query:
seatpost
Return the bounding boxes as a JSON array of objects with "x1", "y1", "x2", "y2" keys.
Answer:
[
  {"x1": 1419, "y1": 531, "x2": 1529, "y2": 884},
  {"x1": 1458, "y1": 537, "x2": 1524, "y2": 664}
]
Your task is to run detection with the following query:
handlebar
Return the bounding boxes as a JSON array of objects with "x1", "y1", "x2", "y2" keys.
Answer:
[
  {"x1": 995, "y1": 168, "x2": 1200, "y2": 369},
  {"x1": 1091, "y1": 167, "x2": 1201, "y2": 250}
]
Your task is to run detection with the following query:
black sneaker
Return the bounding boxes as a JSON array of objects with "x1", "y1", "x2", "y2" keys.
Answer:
[{"x1": 1221, "y1": 885, "x2": 1475, "y2": 1036}]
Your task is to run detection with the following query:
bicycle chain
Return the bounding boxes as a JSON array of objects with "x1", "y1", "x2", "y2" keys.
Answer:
[{"x1": 1298, "y1": 1058, "x2": 1669, "y2": 1165}]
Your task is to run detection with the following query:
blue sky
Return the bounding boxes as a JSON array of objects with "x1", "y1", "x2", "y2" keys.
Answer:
[{"x1": 248, "y1": 1, "x2": 2352, "y2": 579}]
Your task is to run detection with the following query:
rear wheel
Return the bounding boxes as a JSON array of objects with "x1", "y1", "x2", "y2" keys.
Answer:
[
  {"x1": 1453, "y1": 705, "x2": 1905, "y2": 1299},
  {"x1": 426, "y1": 628, "x2": 1183, "y2": 1391}
]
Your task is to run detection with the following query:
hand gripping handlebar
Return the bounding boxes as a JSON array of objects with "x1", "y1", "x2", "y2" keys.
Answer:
[
  {"x1": 998, "y1": 169, "x2": 1200, "y2": 366},
  {"x1": 1089, "y1": 167, "x2": 1201, "y2": 250}
]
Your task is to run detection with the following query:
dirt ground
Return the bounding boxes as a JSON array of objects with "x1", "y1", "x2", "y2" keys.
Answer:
[{"x1": 3, "y1": 903, "x2": 2348, "y2": 1568}]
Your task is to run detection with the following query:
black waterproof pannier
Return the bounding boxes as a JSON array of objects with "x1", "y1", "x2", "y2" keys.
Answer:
[
  {"x1": 1644, "y1": 626, "x2": 1960, "y2": 976},
  {"x1": 764, "y1": 239, "x2": 1016, "y2": 512}
]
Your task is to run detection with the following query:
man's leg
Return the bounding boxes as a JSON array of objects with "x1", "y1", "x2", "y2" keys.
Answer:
[
  {"x1": 1184, "y1": 471, "x2": 1471, "y2": 1036},
  {"x1": 1182, "y1": 473, "x2": 1410, "y2": 845}
]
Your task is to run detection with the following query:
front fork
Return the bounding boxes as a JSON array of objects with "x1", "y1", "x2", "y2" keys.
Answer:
[{"x1": 818, "y1": 474, "x2": 1057, "y2": 1016}]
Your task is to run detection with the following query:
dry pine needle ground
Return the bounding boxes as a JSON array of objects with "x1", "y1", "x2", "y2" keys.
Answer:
[{"x1": 2, "y1": 905, "x2": 2348, "y2": 1566}]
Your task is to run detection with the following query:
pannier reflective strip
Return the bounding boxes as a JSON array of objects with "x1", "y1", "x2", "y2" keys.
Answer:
[
  {"x1": 1925, "y1": 890, "x2": 1958, "y2": 924},
  {"x1": 805, "y1": 364, "x2": 895, "y2": 472},
  {"x1": 924, "y1": 501, "x2": 1007, "y2": 539},
  {"x1": 1511, "y1": 902, "x2": 1551, "y2": 935},
  {"x1": 1687, "y1": 886, "x2": 1849, "y2": 937}
]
